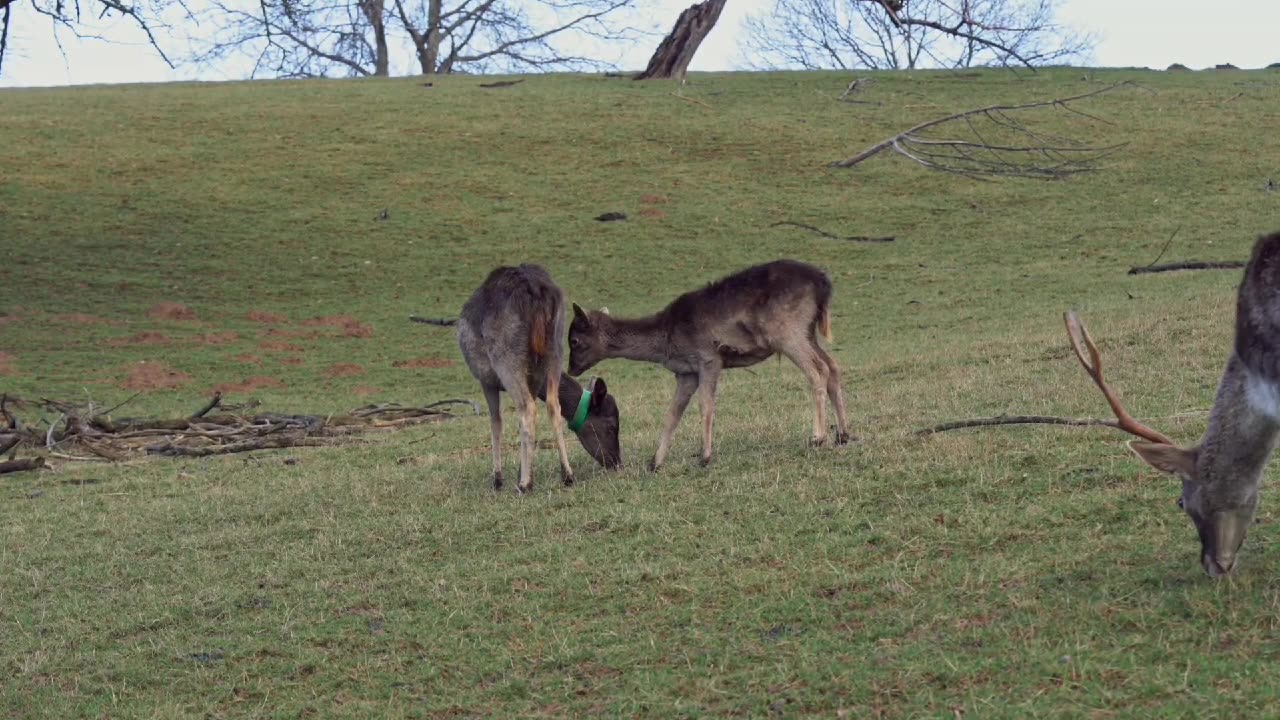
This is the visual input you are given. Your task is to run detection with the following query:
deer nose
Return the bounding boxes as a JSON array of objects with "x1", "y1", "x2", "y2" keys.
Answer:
[{"x1": 1203, "y1": 553, "x2": 1237, "y2": 577}]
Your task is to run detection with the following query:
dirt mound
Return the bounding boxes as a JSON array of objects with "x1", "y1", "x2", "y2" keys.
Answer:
[
  {"x1": 0, "y1": 351, "x2": 18, "y2": 376},
  {"x1": 121, "y1": 361, "x2": 191, "y2": 390},
  {"x1": 107, "y1": 332, "x2": 171, "y2": 347},
  {"x1": 260, "y1": 328, "x2": 323, "y2": 340},
  {"x1": 392, "y1": 357, "x2": 454, "y2": 369},
  {"x1": 147, "y1": 303, "x2": 198, "y2": 321},
  {"x1": 246, "y1": 310, "x2": 288, "y2": 324},
  {"x1": 640, "y1": 194, "x2": 669, "y2": 204},
  {"x1": 211, "y1": 376, "x2": 286, "y2": 394},
  {"x1": 231, "y1": 354, "x2": 263, "y2": 365},
  {"x1": 353, "y1": 386, "x2": 382, "y2": 397},
  {"x1": 55, "y1": 313, "x2": 116, "y2": 325},
  {"x1": 280, "y1": 357, "x2": 304, "y2": 366},
  {"x1": 193, "y1": 331, "x2": 239, "y2": 346},
  {"x1": 639, "y1": 207, "x2": 666, "y2": 219},
  {"x1": 303, "y1": 315, "x2": 373, "y2": 338},
  {"x1": 322, "y1": 363, "x2": 365, "y2": 378}
]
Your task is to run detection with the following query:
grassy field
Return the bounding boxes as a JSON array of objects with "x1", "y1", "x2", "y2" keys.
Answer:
[{"x1": 4, "y1": 67, "x2": 1280, "y2": 717}]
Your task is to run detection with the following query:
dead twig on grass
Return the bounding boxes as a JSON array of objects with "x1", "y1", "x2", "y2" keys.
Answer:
[
  {"x1": 770, "y1": 221, "x2": 895, "y2": 243},
  {"x1": 1127, "y1": 260, "x2": 1246, "y2": 275},
  {"x1": 916, "y1": 414, "x2": 1121, "y2": 435},
  {"x1": 409, "y1": 315, "x2": 457, "y2": 327},
  {"x1": 830, "y1": 82, "x2": 1132, "y2": 179}
]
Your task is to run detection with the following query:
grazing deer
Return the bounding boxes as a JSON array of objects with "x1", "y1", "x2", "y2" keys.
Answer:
[
  {"x1": 457, "y1": 265, "x2": 622, "y2": 493},
  {"x1": 1067, "y1": 231, "x2": 1280, "y2": 576},
  {"x1": 568, "y1": 259, "x2": 851, "y2": 471}
]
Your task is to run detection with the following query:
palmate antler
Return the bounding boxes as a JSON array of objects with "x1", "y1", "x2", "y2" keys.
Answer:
[{"x1": 1064, "y1": 311, "x2": 1177, "y2": 446}]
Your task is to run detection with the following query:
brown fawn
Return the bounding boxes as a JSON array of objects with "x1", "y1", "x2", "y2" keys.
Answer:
[
  {"x1": 1068, "y1": 231, "x2": 1280, "y2": 576},
  {"x1": 567, "y1": 259, "x2": 851, "y2": 471},
  {"x1": 457, "y1": 264, "x2": 622, "y2": 493}
]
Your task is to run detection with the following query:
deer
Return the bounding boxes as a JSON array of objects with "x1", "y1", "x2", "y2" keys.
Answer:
[
  {"x1": 457, "y1": 264, "x2": 622, "y2": 494},
  {"x1": 1067, "y1": 231, "x2": 1280, "y2": 576},
  {"x1": 567, "y1": 259, "x2": 851, "y2": 471}
]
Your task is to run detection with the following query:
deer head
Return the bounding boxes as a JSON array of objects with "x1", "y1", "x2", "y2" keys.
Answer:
[
  {"x1": 568, "y1": 303, "x2": 611, "y2": 376},
  {"x1": 1066, "y1": 311, "x2": 1260, "y2": 577},
  {"x1": 574, "y1": 376, "x2": 622, "y2": 469}
]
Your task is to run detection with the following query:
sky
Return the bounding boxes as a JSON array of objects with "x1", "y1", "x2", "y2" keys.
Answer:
[{"x1": 1, "y1": 0, "x2": 1278, "y2": 88}]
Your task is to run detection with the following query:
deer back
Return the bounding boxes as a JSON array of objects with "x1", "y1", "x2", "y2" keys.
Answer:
[{"x1": 458, "y1": 264, "x2": 565, "y2": 390}]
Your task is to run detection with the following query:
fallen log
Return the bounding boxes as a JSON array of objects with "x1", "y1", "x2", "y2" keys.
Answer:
[{"x1": 0, "y1": 457, "x2": 45, "y2": 474}]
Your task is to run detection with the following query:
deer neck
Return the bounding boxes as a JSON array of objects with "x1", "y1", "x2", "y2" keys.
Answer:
[
  {"x1": 603, "y1": 314, "x2": 670, "y2": 364},
  {"x1": 1199, "y1": 354, "x2": 1280, "y2": 482}
]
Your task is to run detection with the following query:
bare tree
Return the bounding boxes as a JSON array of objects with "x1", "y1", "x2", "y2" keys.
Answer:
[
  {"x1": 635, "y1": 0, "x2": 724, "y2": 81},
  {"x1": 0, "y1": 0, "x2": 188, "y2": 78},
  {"x1": 743, "y1": 0, "x2": 1093, "y2": 71},
  {"x1": 196, "y1": 0, "x2": 638, "y2": 79}
]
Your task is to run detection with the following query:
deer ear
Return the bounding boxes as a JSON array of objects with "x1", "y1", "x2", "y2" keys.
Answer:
[
  {"x1": 590, "y1": 377, "x2": 609, "y2": 409},
  {"x1": 572, "y1": 303, "x2": 589, "y2": 325},
  {"x1": 1129, "y1": 441, "x2": 1197, "y2": 478}
]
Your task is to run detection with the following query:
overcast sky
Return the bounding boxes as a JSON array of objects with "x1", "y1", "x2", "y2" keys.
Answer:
[{"x1": 2, "y1": 0, "x2": 1278, "y2": 88}]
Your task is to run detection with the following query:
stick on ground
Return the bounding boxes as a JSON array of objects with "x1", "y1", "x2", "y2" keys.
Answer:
[
  {"x1": 1127, "y1": 260, "x2": 1246, "y2": 275},
  {"x1": 770, "y1": 221, "x2": 894, "y2": 243},
  {"x1": 916, "y1": 415, "x2": 1122, "y2": 435}
]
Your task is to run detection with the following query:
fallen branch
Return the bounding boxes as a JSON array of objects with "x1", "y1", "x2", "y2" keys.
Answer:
[
  {"x1": 0, "y1": 456, "x2": 44, "y2": 474},
  {"x1": 146, "y1": 434, "x2": 342, "y2": 457},
  {"x1": 669, "y1": 92, "x2": 711, "y2": 109},
  {"x1": 0, "y1": 434, "x2": 18, "y2": 456},
  {"x1": 1127, "y1": 260, "x2": 1246, "y2": 275},
  {"x1": 770, "y1": 221, "x2": 894, "y2": 243},
  {"x1": 916, "y1": 415, "x2": 1121, "y2": 435},
  {"x1": 478, "y1": 79, "x2": 524, "y2": 89},
  {"x1": 830, "y1": 83, "x2": 1132, "y2": 179},
  {"x1": 192, "y1": 391, "x2": 222, "y2": 419},
  {"x1": 409, "y1": 315, "x2": 456, "y2": 327}
]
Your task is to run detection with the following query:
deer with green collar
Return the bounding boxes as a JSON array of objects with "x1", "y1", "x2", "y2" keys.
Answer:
[{"x1": 457, "y1": 264, "x2": 622, "y2": 494}]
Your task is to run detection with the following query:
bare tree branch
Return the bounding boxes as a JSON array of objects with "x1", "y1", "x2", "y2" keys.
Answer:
[{"x1": 830, "y1": 82, "x2": 1132, "y2": 179}]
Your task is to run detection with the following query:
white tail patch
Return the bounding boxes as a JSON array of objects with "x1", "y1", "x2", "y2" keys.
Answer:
[{"x1": 1246, "y1": 371, "x2": 1280, "y2": 419}]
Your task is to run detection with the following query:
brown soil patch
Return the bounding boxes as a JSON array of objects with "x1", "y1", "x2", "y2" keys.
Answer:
[
  {"x1": 322, "y1": 363, "x2": 365, "y2": 379},
  {"x1": 279, "y1": 357, "x2": 304, "y2": 366},
  {"x1": 232, "y1": 354, "x2": 264, "y2": 365},
  {"x1": 392, "y1": 357, "x2": 454, "y2": 369},
  {"x1": 640, "y1": 194, "x2": 669, "y2": 205},
  {"x1": 107, "y1": 332, "x2": 171, "y2": 347},
  {"x1": 639, "y1": 207, "x2": 666, "y2": 219},
  {"x1": 353, "y1": 386, "x2": 382, "y2": 397},
  {"x1": 0, "y1": 351, "x2": 17, "y2": 376},
  {"x1": 147, "y1": 302, "x2": 198, "y2": 321},
  {"x1": 303, "y1": 315, "x2": 373, "y2": 338},
  {"x1": 211, "y1": 376, "x2": 286, "y2": 394},
  {"x1": 0, "y1": 314, "x2": 22, "y2": 327},
  {"x1": 246, "y1": 310, "x2": 288, "y2": 324},
  {"x1": 193, "y1": 331, "x2": 239, "y2": 346},
  {"x1": 260, "y1": 341, "x2": 305, "y2": 353},
  {"x1": 121, "y1": 361, "x2": 190, "y2": 391}
]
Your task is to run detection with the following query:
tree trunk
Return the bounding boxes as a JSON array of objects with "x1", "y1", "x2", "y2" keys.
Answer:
[
  {"x1": 420, "y1": 0, "x2": 442, "y2": 74},
  {"x1": 634, "y1": 0, "x2": 726, "y2": 81},
  {"x1": 359, "y1": 0, "x2": 390, "y2": 76}
]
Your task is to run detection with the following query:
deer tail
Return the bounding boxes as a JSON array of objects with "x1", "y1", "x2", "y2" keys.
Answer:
[
  {"x1": 529, "y1": 305, "x2": 553, "y2": 359},
  {"x1": 818, "y1": 303, "x2": 833, "y2": 343}
]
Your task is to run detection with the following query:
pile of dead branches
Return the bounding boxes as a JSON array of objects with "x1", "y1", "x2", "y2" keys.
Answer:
[{"x1": 0, "y1": 392, "x2": 476, "y2": 474}]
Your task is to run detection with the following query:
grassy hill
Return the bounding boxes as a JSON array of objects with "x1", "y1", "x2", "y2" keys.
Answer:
[{"x1": 4, "y1": 68, "x2": 1280, "y2": 717}]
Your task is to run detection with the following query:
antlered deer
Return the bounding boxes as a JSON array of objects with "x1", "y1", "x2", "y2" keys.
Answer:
[
  {"x1": 457, "y1": 265, "x2": 622, "y2": 493},
  {"x1": 568, "y1": 259, "x2": 851, "y2": 471},
  {"x1": 1068, "y1": 231, "x2": 1280, "y2": 576}
]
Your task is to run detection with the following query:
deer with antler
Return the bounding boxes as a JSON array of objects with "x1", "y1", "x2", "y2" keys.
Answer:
[{"x1": 1068, "y1": 231, "x2": 1280, "y2": 576}]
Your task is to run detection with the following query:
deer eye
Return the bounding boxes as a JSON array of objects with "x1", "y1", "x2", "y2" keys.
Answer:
[{"x1": 1177, "y1": 497, "x2": 1185, "y2": 510}]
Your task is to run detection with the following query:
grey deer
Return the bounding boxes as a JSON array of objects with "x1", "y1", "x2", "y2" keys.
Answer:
[
  {"x1": 1067, "y1": 231, "x2": 1280, "y2": 576},
  {"x1": 457, "y1": 264, "x2": 622, "y2": 493},
  {"x1": 568, "y1": 259, "x2": 851, "y2": 471}
]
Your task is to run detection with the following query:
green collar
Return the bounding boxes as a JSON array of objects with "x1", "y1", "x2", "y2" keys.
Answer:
[{"x1": 568, "y1": 388, "x2": 592, "y2": 432}]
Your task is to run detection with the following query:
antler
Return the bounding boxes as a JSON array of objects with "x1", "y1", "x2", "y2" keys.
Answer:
[{"x1": 1064, "y1": 311, "x2": 1177, "y2": 446}]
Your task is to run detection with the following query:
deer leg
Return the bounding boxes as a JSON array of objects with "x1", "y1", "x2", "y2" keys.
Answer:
[
  {"x1": 515, "y1": 394, "x2": 538, "y2": 494},
  {"x1": 651, "y1": 373, "x2": 698, "y2": 472},
  {"x1": 815, "y1": 346, "x2": 852, "y2": 444},
  {"x1": 544, "y1": 370, "x2": 575, "y2": 486},
  {"x1": 783, "y1": 344, "x2": 829, "y2": 447},
  {"x1": 696, "y1": 363, "x2": 722, "y2": 467},
  {"x1": 482, "y1": 384, "x2": 504, "y2": 490}
]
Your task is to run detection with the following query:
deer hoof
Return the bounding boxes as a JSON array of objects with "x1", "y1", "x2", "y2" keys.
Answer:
[
  {"x1": 647, "y1": 458, "x2": 662, "y2": 473},
  {"x1": 492, "y1": 472, "x2": 504, "y2": 490},
  {"x1": 516, "y1": 481, "x2": 533, "y2": 495},
  {"x1": 836, "y1": 432, "x2": 854, "y2": 446},
  {"x1": 562, "y1": 471, "x2": 575, "y2": 487},
  {"x1": 698, "y1": 456, "x2": 713, "y2": 468},
  {"x1": 809, "y1": 435, "x2": 830, "y2": 448}
]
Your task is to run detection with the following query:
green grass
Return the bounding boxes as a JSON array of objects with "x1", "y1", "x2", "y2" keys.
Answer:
[{"x1": 4, "y1": 68, "x2": 1280, "y2": 717}]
